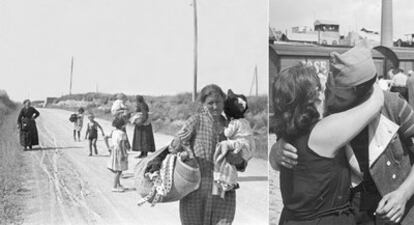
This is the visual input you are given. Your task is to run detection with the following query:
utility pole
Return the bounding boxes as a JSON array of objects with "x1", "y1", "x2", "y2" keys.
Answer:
[
  {"x1": 255, "y1": 65, "x2": 258, "y2": 96},
  {"x1": 192, "y1": 0, "x2": 198, "y2": 102},
  {"x1": 69, "y1": 56, "x2": 74, "y2": 95},
  {"x1": 249, "y1": 65, "x2": 259, "y2": 96}
]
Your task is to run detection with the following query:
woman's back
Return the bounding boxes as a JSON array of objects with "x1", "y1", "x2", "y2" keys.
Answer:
[{"x1": 280, "y1": 133, "x2": 351, "y2": 221}]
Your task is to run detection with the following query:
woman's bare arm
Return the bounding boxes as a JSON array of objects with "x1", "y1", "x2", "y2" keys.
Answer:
[{"x1": 309, "y1": 83, "x2": 384, "y2": 158}]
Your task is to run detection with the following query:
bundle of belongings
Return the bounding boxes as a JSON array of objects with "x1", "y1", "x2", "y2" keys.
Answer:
[{"x1": 135, "y1": 145, "x2": 200, "y2": 206}]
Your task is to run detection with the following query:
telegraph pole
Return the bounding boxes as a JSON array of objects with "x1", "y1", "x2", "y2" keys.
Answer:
[
  {"x1": 255, "y1": 65, "x2": 258, "y2": 96},
  {"x1": 69, "y1": 56, "x2": 74, "y2": 95},
  {"x1": 249, "y1": 65, "x2": 259, "y2": 96},
  {"x1": 192, "y1": 0, "x2": 198, "y2": 102}
]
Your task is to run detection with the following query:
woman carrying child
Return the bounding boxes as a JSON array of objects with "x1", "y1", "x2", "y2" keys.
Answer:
[{"x1": 169, "y1": 84, "x2": 246, "y2": 225}]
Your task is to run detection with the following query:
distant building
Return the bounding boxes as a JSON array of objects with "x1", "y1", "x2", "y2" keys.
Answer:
[
  {"x1": 43, "y1": 97, "x2": 58, "y2": 107},
  {"x1": 283, "y1": 20, "x2": 341, "y2": 45}
]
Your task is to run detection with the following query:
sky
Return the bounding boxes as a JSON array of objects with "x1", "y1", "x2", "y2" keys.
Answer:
[
  {"x1": 270, "y1": 0, "x2": 414, "y2": 40},
  {"x1": 0, "y1": 0, "x2": 268, "y2": 101}
]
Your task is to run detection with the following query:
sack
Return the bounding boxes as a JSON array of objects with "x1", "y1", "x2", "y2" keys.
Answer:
[
  {"x1": 135, "y1": 145, "x2": 201, "y2": 206},
  {"x1": 69, "y1": 113, "x2": 78, "y2": 122}
]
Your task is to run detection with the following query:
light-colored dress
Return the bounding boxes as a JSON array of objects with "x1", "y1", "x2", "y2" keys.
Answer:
[
  {"x1": 214, "y1": 118, "x2": 254, "y2": 194},
  {"x1": 107, "y1": 129, "x2": 128, "y2": 172},
  {"x1": 170, "y1": 107, "x2": 237, "y2": 225}
]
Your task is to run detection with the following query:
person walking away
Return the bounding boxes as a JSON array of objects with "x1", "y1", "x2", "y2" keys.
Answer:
[
  {"x1": 131, "y1": 95, "x2": 155, "y2": 158},
  {"x1": 17, "y1": 99, "x2": 40, "y2": 150},
  {"x1": 73, "y1": 107, "x2": 85, "y2": 141},
  {"x1": 104, "y1": 117, "x2": 129, "y2": 192},
  {"x1": 85, "y1": 113, "x2": 105, "y2": 156}
]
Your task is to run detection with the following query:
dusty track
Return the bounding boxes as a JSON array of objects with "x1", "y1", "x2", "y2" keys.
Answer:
[{"x1": 11, "y1": 108, "x2": 268, "y2": 225}]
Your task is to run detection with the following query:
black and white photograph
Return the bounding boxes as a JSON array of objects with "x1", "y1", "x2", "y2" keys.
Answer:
[
  {"x1": 269, "y1": 0, "x2": 414, "y2": 225},
  {"x1": 0, "y1": 1, "x2": 268, "y2": 225}
]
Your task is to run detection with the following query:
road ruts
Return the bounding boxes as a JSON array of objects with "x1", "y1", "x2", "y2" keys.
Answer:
[{"x1": 9, "y1": 108, "x2": 268, "y2": 225}]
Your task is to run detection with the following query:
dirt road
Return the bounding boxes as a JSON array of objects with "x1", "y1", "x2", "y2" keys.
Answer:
[{"x1": 14, "y1": 108, "x2": 268, "y2": 225}]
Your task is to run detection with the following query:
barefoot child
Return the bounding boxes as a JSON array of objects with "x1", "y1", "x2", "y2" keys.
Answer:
[
  {"x1": 85, "y1": 113, "x2": 105, "y2": 156},
  {"x1": 104, "y1": 117, "x2": 128, "y2": 192},
  {"x1": 72, "y1": 107, "x2": 84, "y2": 141}
]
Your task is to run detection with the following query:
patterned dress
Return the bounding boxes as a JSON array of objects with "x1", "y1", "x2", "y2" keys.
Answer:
[{"x1": 170, "y1": 107, "x2": 236, "y2": 225}]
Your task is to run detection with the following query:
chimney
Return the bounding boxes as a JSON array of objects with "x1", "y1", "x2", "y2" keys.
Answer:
[{"x1": 381, "y1": 0, "x2": 393, "y2": 47}]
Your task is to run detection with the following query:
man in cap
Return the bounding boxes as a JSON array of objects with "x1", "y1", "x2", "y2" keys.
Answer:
[{"x1": 270, "y1": 43, "x2": 414, "y2": 225}]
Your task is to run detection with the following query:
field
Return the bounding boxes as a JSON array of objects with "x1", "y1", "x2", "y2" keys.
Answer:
[
  {"x1": 49, "y1": 92, "x2": 268, "y2": 159},
  {"x1": 0, "y1": 90, "x2": 24, "y2": 224}
]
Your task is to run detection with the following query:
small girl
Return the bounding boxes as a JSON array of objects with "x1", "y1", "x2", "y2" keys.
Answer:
[
  {"x1": 73, "y1": 108, "x2": 85, "y2": 141},
  {"x1": 85, "y1": 113, "x2": 105, "y2": 156},
  {"x1": 104, "y1": 117, "x2": 129, "y2": 192},
  {"x1": 213, "y1": 91, "x2": 254, "y2": 198}
]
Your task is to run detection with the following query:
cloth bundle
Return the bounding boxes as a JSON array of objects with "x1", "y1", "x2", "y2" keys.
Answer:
[
  {"x1": 130, "y1": 112, "x2": 152, "y2": 126},
  {"x1": 135, "y1": 145, "x2": 200, "y2": 206}
]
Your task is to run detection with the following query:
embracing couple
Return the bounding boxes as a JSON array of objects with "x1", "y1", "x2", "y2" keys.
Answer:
[{"x1": 270, "y1": 42, "x2": 414, "y2": 225}]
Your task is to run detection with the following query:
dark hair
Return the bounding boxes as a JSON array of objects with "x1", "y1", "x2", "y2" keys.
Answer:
[
  {"x1": 198, "y1": 84, "x2": 226, "y2": 103},
  {"x1": 78, "y1": 107, "x2": 85, "y2": 113},
  {"x1": 224, "y1": 89, "x2": 248, "y2": 119},
  {"x1": 272, "y1": 64, "x2": 321, "y2": 141},
  {"x1": 112, "y1": 117, "x2": 125, "y2": 129},
  {"x1": 23, "y1": 99, "x2": 30, "y2": 105},
  {"x1": 136, "y1": 95, "x2": 145, "y2": 103}
]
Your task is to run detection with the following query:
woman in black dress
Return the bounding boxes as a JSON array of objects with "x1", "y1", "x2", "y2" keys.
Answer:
[
  {"x1": 17, "y1": 99, "x2": 40, "y2": 150},
  {"x1": 131, "y1": 95, "x2": 155, "y2": 158}
]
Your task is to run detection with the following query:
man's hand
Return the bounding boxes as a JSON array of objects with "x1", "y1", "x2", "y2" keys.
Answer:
[
  {"x1": 376, "y1": 189, "x2": 408, "y2": 224},
  {"x1": 269, "y1": 138, "x2": 298, "y2": 170}
]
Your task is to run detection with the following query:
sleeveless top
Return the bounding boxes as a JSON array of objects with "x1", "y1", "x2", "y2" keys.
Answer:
[{"x1": 280, "y1": 133, "x2": 351, "y2": 221}]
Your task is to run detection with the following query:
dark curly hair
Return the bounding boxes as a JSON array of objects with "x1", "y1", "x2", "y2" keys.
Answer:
[
  {"x1": 272, "y1": 64, "x2": 321, "y2": 141},
  {"x1": 112, "y1": 117, "x2": 126, "y2": 130}
]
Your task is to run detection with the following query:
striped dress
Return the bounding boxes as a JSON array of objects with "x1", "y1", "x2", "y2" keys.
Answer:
[{"x1": 170, "y1": 107, "x2": 236, "y2": 225}]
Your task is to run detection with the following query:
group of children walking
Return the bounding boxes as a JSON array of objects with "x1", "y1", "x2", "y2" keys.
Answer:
[{"x1": 71, "y1": 107, "x2": 130, "y2": 192}]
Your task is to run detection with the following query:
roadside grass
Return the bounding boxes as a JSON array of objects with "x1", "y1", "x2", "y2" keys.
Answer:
[
  {"x1": 0, "y1": 91, "x2": 24, "y2": 225},
  {"x1": 49, "y1": 92, "x2": 268, "y2": 159}
]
